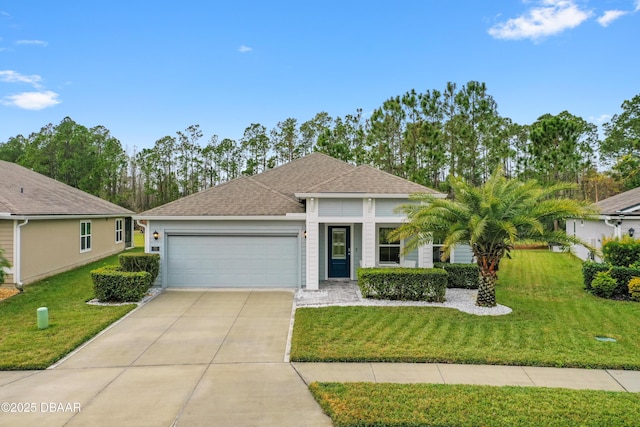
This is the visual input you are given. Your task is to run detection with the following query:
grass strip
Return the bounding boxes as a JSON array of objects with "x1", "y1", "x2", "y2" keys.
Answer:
[{"x1": 310, "y1": 382, "x2": 640, "y2": 427}]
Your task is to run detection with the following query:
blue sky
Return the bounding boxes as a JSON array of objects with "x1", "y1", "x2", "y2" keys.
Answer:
[{"x1": 1, "y1": 0, "x2": 639, "y2": 152}]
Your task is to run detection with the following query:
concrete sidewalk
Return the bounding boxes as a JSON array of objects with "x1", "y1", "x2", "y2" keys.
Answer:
[{"x1": 292, "y1": 362, "x2": 640, "y2": 392}]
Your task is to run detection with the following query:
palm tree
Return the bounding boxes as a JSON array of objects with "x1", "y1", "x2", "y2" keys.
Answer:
[{"x1": 391, "y1": 170, "x2": 597, "y2": 307}]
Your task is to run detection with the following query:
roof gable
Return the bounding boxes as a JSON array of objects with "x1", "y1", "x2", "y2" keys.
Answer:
[{"x1": 0, "y1": 160, "x2": 133, "y2": 216}]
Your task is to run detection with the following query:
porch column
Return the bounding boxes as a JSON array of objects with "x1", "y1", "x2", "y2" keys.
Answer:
[
  {"x1": 361, "y1": 197, "x2": 376, "y2": 267},
  {"x1": 305, "y1": 197, "x2": 320, "y2": 290}
]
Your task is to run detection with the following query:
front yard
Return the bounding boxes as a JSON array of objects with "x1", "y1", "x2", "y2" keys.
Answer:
[
  {"x1": 296, "y1": 250, "x2": 640, "y2": 426},
  {"x1": 292, "y1": 250, "x2": 640, "y2": 369}
]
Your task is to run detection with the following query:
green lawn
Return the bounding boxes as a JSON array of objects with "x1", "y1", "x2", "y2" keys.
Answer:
[
  {"x1": 310, "y1": 382, "x2": 640, "y2": 427},
  {"x1": 0, "y1": 246, "x2": 144, "y2": 370},
  {"x1": 134, "y1": 229, "x2": 144, "y2": 247},
  {"x1": 292, "y1": 250, "x2": 640, "y2": 369}
]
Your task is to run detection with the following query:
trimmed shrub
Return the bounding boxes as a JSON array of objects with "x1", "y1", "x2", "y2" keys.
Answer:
[
  {"x1": 119, "y1": 253, "x2": 160, "y2": 283},
  {"x1": 582, "y1": 261, "x2": 608, "y2": 290},
  {"x1": 357, "y1": 268, "x2": 447, "y2": 302},
  {"x1": 628, "y1": 277, "x2": 640, "y2": 302},
  {"x1": 434, "y1": 263, "x2": 479, "y2": 289},
  {"x1": 602, "y1": 236, "x2": 640, "y2": 267},
  {"x1": 582, "y1": 261, "x2": 640, "y2": 299},
  {"x1": 91, "y1": 266, "x2": 152, "y2": 302},
  {"x1": 591, "y1": 271, "x2": 617, "y2": 298}
]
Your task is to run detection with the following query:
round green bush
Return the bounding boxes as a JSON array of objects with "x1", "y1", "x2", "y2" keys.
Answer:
[{"x1": 591, "y1": 271, "x2": 617, "y2": 298}]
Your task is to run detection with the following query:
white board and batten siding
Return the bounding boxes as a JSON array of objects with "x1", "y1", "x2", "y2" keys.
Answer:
[
  {"x1": 375, "y1": 199, "x2": 408, "y2": 217},
  {"x1": 318, "y1": 199, "x2": 363, "y2": 217}
]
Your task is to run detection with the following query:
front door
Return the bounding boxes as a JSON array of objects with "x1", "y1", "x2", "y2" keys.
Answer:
[{"x1": 328, "y1": 226, "x2": 350, "y2": 278}]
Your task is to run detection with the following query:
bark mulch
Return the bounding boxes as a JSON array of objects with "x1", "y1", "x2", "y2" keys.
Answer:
[{"x1": 0, "y1": 288, "x2": 20, "y2": 301}]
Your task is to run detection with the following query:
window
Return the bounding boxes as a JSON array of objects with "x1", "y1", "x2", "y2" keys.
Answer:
[
  {"x1": 80, "y1": 220, "x2": 92, "y2": 252},
  {"x1": 115, "y1": 218, "x2": 123, "y2": 243},
  {"x1": 378, "y1": 227, "x2": 400, "y2": 264},
  {"x1": 433, "y1": 246, "x2": 449, "y2": 263},
  {"x1": 331, "y1": 228, "x2": 347, "y2": 259},
  {"x1": 432, "y1": 237, "x2": 449, "y2": 263}
]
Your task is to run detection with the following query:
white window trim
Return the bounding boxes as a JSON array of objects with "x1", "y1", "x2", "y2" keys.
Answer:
[
  {"x1": 115, "y1": 218, "x2": 123, "y2": 243},
  {"x1": 80, "y1": 220, "x2": 92, "y2": 253},
  {"x1": 376, "y1": 225, "x2": 403, "y2": 266}
]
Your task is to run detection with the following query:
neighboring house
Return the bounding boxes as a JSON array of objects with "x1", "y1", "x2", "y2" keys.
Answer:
[
  {"x1": 568, "y1": 186, "x2": 640, "y2": 261},
  {"x1": 137, "y1": 153, "x2": 472, "y2": 290},
  {"x1": 0, "y1": 160, "x2": 134, "y2": 286}
]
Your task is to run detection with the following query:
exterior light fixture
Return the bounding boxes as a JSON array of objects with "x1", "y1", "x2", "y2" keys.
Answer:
[
  {"x1": 303, "y1": 231, "x2": 307, "y2": 239},
  {"x1": 153, "y1": 230, "x2": 159, "y2": 240},
  {"x1": 630, "y1": 227, "x2": 635, "y2": 238}
]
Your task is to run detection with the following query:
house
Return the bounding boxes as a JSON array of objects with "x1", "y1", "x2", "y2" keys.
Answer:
[
  {"x1": 0, "y1": 160, "x2": 134, "y2": 286},
  {"x1": 137, "y1": 153, "x2": 473, "y2": 290},
  {"x1": 568, "y1": 186, "x2": 640, "y2": 261}
]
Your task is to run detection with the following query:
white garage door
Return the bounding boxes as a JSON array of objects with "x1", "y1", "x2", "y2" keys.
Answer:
[{"x1": 166, "y1": 234, "x2": 299, "y2": 288}]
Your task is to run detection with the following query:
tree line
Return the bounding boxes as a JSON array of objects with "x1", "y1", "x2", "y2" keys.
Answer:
[{"x1": 1, "y1": 81, "x2": 638, "y2": 212}]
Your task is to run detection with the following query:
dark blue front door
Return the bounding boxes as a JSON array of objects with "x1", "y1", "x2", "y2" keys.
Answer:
[{"x1": 328, "y1": 226, "x2": 350, "y2": 278}]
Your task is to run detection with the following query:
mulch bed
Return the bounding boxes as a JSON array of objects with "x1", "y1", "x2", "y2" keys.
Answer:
[{"x1": 0, "y1": 288, "x2": 20, "y2": 301}]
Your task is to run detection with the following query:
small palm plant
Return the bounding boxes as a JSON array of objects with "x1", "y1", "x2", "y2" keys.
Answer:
[
  {"x1": 0, "y1": 248, "x2": 11, "y2": 285},
  {"x1": 391, "y1": 169, "x2": 597, "y2": 307}
]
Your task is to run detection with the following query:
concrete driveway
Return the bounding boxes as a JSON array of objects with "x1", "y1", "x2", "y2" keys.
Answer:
[{"x1": 0, "y1": 290, "x2": 331, "y2": 427}]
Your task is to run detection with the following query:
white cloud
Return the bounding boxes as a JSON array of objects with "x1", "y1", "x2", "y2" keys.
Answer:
[
  {"x1": 2, "y1": 91, "x2": 60, "y2": 110},
  {"x1": 0, "y1": 70, "x2": 43, "y2": 88},
  {"x1": 488, "y1": 0, "x2": 592, "y2": 41},
  {"x1": 238, "y1": 45, "x2": 252, "y2": 53},
  {"x1": 598, "y1": 10, "x2": 628, "y2": 27},
  {"x1": 16, "y1": 39, "x2": 48, "y2": 47},
  {"x1": 0, "y1": 70, "x2": 60, "y2": 109},
  {"x1": 636, "y1": 0, "x2": 640, "y2": 12},
  {"x1": 590, "y1": 114, "x2": 611, "y2": 124}
]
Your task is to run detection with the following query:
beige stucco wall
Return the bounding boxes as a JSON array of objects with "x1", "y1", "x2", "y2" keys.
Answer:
[
  {"x1": 19, "y1": 217, "x2": 126, "y2": 285},
  {"x1": 0, "y1": 220, "x2": 14, "y2": 285}
]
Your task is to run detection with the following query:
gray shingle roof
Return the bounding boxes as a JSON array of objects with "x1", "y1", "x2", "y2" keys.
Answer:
[
  {"x1": 596, "y1": 186, "x2": 640, "y2": 216},
  {"x1": 141, "y1": 176, "x2": 305, "y2": 216},
  {"x1": 306, "y1": 164, "x2": 441, "y2": 194},
  {"x1": 252, "y1": 152, "x2": 355, "y2": 197},
  {"x1": 139, "y1": 152, "x2": 442, "y2": 217},
  {"x1": 0, "y1": 160, "x2": 133, "y2": 216}
]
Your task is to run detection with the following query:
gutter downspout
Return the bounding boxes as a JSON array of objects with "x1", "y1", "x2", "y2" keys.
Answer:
[
  {"x1": 135, "y1": 219, "x2": 148, "y2": 253},
  {"x1": 604, "y1": 216, "x2": 620, "y2": 239},
  {"x1": 15, "y1": 219, "x2": 29, "y2": 289}
]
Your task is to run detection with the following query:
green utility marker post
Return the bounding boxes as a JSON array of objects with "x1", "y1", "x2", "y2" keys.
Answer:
[{"x1": 37, "y1": 307, "x2": 48, "y2": 329}]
